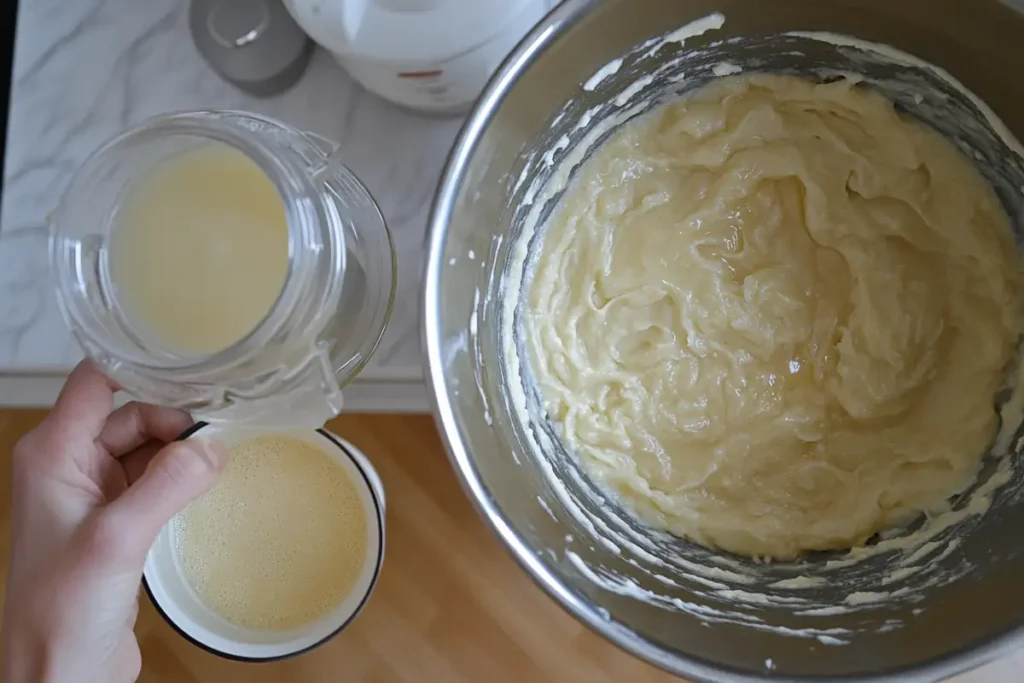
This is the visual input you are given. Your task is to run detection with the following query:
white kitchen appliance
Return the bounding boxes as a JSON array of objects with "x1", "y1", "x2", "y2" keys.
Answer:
[{"x1": 284, "y1": 0, "x2": 550, "y2": 115}]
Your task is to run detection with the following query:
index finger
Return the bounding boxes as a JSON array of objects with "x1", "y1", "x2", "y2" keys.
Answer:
[
  {"x1": 97, "y1": 401, "x2": 193, "y2": 458},
  {"x1": 49, "y1": 360, "x2": 120, "y2": 441}
]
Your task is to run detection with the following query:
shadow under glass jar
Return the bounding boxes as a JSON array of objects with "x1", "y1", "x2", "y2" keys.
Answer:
[{"x1": 51, "y1": 110, "x2": 396, "y2": 426}]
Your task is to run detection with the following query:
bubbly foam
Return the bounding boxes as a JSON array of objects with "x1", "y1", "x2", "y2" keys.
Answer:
[{"x1": 173, "y1": 435, "x2": 370, "y2": 631}]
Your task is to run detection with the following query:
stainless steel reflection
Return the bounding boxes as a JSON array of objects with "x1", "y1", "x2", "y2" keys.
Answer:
[{"x1": 423, "y1": 1, "x2": 1024, "y2": 680}]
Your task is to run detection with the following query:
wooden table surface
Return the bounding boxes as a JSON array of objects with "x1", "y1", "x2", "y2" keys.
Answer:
[{"x1": 0, "y1": 409, "x2": 1020, "y2": 682}]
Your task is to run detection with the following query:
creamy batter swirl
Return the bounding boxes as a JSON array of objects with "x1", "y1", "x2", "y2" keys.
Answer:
[{"x1": 524, "y1": 74, "x2": 1021, "y2": 559}]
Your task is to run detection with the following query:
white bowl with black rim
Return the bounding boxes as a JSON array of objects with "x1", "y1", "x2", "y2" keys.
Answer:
[{"x1": 143, "y1": 423, "x2": 386, "y2": 662}]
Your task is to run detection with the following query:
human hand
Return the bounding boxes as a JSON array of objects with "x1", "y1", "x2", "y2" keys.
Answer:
[{"x1": 2, "y1": 361, "x2": 227, "y2": 683}]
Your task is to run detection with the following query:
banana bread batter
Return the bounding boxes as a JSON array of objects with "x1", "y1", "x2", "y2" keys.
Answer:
[{"x1": 524, "y1": 74, "x2": 1021, "y2": 559}]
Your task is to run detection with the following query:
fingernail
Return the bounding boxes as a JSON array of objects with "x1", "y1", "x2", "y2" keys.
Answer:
[{"x1": 190, "y1": 438, "x2": 228, "y2": 470}]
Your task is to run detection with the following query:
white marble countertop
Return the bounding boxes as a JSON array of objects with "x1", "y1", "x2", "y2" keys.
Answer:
[{"x1": 0, "y1": 0, "x2": 463, "y2": 411}]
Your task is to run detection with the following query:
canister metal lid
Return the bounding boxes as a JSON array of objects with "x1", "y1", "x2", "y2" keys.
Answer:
[{"x1": 189, "y1": 0, "x2": 314, "y2": 97}]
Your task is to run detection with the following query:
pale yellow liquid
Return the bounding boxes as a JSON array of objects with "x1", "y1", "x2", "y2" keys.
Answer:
[
  {"x1": 174, "y1": 435, "x2": 370, "y2": 631},
  {"x1": 108, "y1": 144, "x2": 289, "y2": 355}
]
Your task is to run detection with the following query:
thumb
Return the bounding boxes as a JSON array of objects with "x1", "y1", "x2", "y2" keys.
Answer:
[{"x1": 99, "y1": 438, "x2": 228, "y2": 567}]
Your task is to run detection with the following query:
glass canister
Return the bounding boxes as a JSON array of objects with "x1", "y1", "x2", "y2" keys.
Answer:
[{"x1": 50, "y1": 110, "x2": 396, "y2": 426}]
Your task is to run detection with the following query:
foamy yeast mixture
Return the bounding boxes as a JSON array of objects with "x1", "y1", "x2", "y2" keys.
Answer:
[
  {"x1": 109, "y1": 144, "x2": 289, "y2": 356},
  {"x1": 524, "y1": 74, "x2": 1022, "y2": 560},
  {"x1": 174, "y1": 435, "x2": 369, "y2": 631}
]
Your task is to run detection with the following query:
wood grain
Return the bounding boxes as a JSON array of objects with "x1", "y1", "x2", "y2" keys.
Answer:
[{"x1": 0, "y1": 411, "x2": 680, "y2": 683}]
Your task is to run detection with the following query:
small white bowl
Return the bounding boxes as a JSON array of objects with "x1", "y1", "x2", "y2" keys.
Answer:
[{"x1": 143, "y1": 423, "x2": 386, "y2": 661}]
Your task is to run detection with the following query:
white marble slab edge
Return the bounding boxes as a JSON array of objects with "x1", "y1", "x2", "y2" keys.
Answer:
[{"x1": 0, "y1": 368, "x2": 429, "y2": 413}]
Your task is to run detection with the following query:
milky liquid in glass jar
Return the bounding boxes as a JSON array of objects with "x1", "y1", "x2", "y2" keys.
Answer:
[{"x1": 50, "y1": 111, "x2": 396, "y2": 425}]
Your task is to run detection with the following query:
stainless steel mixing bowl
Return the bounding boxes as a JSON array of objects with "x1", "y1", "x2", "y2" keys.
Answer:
[{"x1": 423, "y1": 1, "x2": 1024, "y2": 680}]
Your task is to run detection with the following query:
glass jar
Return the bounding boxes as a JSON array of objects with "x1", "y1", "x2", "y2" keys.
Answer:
[{"x1": 50, "y1": 111, "x2": 395, "y2": 426}]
